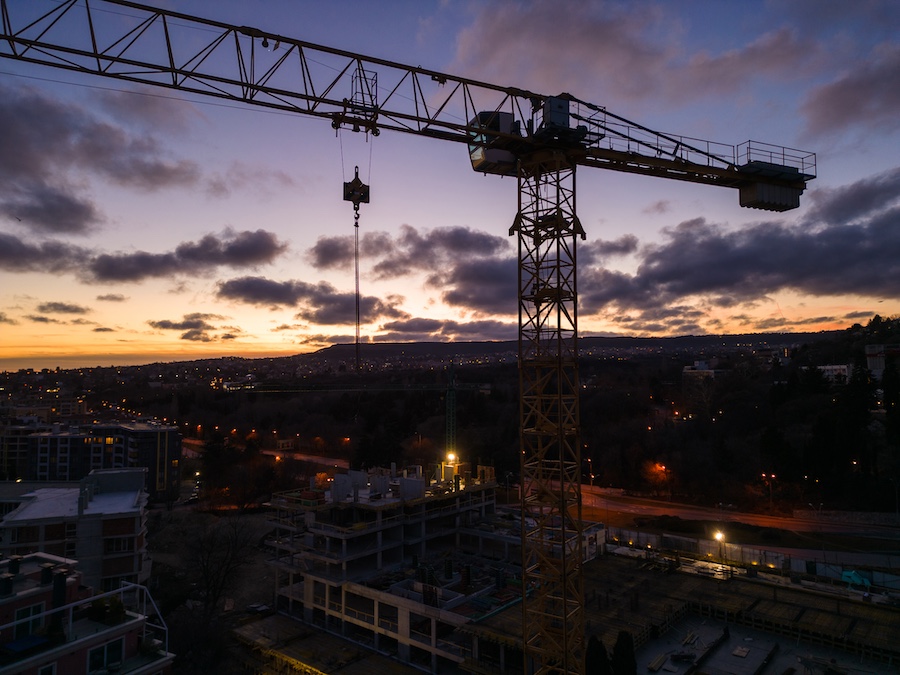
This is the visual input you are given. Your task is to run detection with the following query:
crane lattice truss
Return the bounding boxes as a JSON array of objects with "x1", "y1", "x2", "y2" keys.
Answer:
[
  {"x1": 0, "y1": 3, "x2": 815, "y2": 673},
  {"x1": 516, "y1": 151, "x2": 585, "y2": 672}
]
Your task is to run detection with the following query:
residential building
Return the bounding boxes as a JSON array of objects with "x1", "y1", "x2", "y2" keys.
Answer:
[
  {"x1": 0, "y1": 423, "x2": 47, "y2": 481},
  {"x1": 88, "y1": 423, "x2": 181, "y2": 502},
  {"x1": 8, "y1": 421, "x2": 182, "y2": 502},
  {"x1": 0, "y1": 469, "x2": 150, "y2": 592},
  {"x1": 0, "y1": 552, "x2": 172, "y2": 675}
]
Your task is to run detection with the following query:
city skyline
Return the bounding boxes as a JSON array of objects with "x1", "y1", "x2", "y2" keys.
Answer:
[{"x1": 1, "y1": 0, "x2": 899, "y2": 371}]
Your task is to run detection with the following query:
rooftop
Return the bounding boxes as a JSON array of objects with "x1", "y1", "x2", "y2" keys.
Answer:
[{"x1": 3, "y1": 488, "x2": 141, "y2": 521}]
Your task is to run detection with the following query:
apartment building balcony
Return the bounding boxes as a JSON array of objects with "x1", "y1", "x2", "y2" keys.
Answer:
[{"x1": 0, "y1": 584, "x2": 172, "y2": 675}]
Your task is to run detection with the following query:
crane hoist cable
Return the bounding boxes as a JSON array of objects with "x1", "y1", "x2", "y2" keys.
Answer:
[
  {"x1": 342, "y1": 164, "x2": 370, "y2": 373},
  {"x1": 339, "y1": 126, "x2": 373, "y2": 373}
]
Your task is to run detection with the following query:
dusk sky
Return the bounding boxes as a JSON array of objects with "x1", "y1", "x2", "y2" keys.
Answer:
[{"x1": 1, "y1": 0, "x2": 899, "y2": 371}]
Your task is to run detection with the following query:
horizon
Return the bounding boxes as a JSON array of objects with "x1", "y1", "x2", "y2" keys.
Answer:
[{"x1": 0, "y1": 324, "x2": 854, "y2": 373}]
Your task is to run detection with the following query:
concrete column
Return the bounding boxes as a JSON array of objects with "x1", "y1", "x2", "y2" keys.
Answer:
[{"x1": 398, "y1": 606, "x2": 410, "y2": 662}]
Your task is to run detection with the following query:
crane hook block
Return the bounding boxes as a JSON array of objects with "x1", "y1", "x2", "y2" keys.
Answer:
[{"x1": 343, "y1": 166, "x2": 370, "y2": 209}]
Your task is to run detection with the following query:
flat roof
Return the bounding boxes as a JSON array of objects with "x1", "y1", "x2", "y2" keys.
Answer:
[{"x1": 3, "y1": 486, "x2": 141, "y2": 521}]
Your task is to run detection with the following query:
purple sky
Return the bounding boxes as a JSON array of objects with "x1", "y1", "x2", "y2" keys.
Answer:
[{"x1": 1, "y1": 0, "x2": 899, "y2": 370}]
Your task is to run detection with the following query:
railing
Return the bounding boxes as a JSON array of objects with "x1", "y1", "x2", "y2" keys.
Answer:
[
  {"x1": 0, "y1": 583, "x2": 170, "y2": 672},
  {"x1": 737, "y1": 140, "x2": 817, "y2": 177},
  {"x1": 307, "y1": 512, "x2": 404, "y2": 535},
  {"x1": 343, "y1": 606, "x2": 375, "y2": 625},
  {"x1": 409, "y1": 628, "x2": 432, "y2": 645},
  {"x1": 378, "y1": 617, "x2": 398, "y2": 633}
]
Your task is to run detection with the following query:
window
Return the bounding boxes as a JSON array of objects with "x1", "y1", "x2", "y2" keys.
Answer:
[
  {"x1": 38, "y1": 664, "x2": 56, "y2": 675},
  {"x1": 104, "y1": 537, "x2": 134, "y2": 554},
  {"x1": 88, "y1": 637, "x2": 123, "y2": 672},
  {"x1": 15, "y1": 603, "x2": 44, "y2": 639}
]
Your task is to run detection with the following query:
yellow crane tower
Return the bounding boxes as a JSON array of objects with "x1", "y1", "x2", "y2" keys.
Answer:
[{"x1": 0, "y1": 3, "x2": 815, "y2": 673}]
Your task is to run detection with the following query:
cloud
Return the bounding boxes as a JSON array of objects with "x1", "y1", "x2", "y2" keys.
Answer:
[
  {"x1": 453, "y1": 2, "x2": 818, "y2": 107},
  {"x1": 180, "y1": 329, "x2": 214, "y2": 342},
  {"x1": 93, "y1": 326, "x2": 115, "y2": 332},
  {"x1": 86, "y1": 229, "x2": 287, "y2": 282},
  {"x1": 96, "y1": 294, "x2": 128, "y2": 302},
  {"x1": 803, "y1": 166, "x2": 900, "y2": 226},
  {"x1": 377, "y1": 317, "x2": 516, "y2": 342},
  {"x1": 307, "y1": 236, "x2": 354, "y2": 270},
  {"x1": 36, "y1": 301, "x2": 90, "y2": 315},
  {"x1": 175, "y1": 229, "x2": 287, "y2": 266},
  {"x1": 0, "y1": 233, "x2": 85, "y2": 273},
  {"x1": 0, "y1": 185, "x2": 102, "y2": 234},
  {"x1": 0, "y1": 83, "x2": 200, "y2": 234},
  {"x1": 147, "y1": 312, "x2": 229, "y2": 342},
  {"x1": 147, "y1": 312, "x2": 226, "y2": 332},
  {"x1": 95, "y1": 86, "x2": 197, "y2": 134},
  {"x1": 579, "y1": 167, "x2": 900, "y2": 330},
  {"x1": 0, "y1": 313, "x2": 17, "y2": 325},
  {"x1": 308, "y1": 224, "x2": 516, "y2": 317},
  {"x1": 216, "y1": 276, "x2": 408, "y2": 324},
  {"x1": 581, "y1": 235, "x2": 639, "y2": 265},
  {"x1": 643, "y1": 201, "x2": 671, "y2": 215},
  {"x1": 25, "y1": 315, "x2": 62, "y2": 324},
  {"x1": 308, "y1": 225, "x2": 510, "y2": 279},
  {"x1": 434, "y1": 256, "x2": 518, "y2": 316},
  {"x1": 453, "y1": 1, "x2": 670, "y2": 100},
  {"x1": 206, "y1": 162, "x2": 295, "y2": 199},
  {"x1": 801, "y1": 42, "x2": 900, "y2": 137}
]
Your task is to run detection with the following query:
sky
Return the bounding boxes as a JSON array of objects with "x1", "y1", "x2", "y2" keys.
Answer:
[{"x1": 1, "y1": 0, "x2": 899, "y2": 371}]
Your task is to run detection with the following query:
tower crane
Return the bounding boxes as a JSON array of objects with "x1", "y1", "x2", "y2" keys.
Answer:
[{"x1": 0, "y1": 3, "x2": 815, "y2": 673}]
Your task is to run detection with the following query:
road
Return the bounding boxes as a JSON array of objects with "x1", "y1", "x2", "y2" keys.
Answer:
[{"x1": 579, "y1": 485, "x2": 900, "y2": 540}]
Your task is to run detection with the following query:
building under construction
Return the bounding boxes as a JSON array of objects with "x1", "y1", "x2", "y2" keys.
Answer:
[
  {"x1": 266, "y1": 462, "x2": 602, "y2": 673},
  {"x1": 261, "y1": 464, "x2": 898, "y2": 674}
]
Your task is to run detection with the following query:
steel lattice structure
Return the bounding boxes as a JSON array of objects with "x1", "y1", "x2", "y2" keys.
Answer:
[
  {"x1": 0, "y1": 3, "x2": 816, "y2": 672},
  {"x1": 515, "y1": 150, "x2": 585, "y2": 672}
]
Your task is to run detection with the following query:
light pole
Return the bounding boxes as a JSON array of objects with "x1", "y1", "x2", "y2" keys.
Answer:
[
  {"x1": 715, "y1": 530, "x2": 724, "y2": 561},
  {"x1": 808, "y1": 502, "x2": 824, "y2": 525},
  {"x1": 890, "y1": 478, "x2": 899, "y2": 521},
  {"x1": 809, "y1": 502, "x2": 825, "y2": 567},
  {"x1": 762, "y1": 473, "x2": 776, "y2": 507}
]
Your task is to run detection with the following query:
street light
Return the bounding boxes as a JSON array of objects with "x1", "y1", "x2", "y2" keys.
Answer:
[
  {"x1": 714, "y1": 530, "x2": 724, "y2": 560},
  {"x1": 890, "y1": 478, "x2": 899, "y2": 521},
  {"x1": 762, "y1": 473, "x2": 776, "y2": 507},
  {"x1": 809, "y1": 502, "x2": 826, "y2": 566}
]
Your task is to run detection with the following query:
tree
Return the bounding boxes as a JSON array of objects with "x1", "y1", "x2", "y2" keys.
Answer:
[
  {"x1": 585, "y1": 634, "x2": 613, "y2": 675},
  {"x1": 185, "y1": 516, "x2": 258, "y2": 618},
  {"x1": 611, "y1": 630, "x2": 637, "y2": 675}
]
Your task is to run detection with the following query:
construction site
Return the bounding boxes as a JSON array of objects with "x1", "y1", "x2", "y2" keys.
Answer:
[{"x1": 223, "y1": 461, "x2": 900, "y2": 674}]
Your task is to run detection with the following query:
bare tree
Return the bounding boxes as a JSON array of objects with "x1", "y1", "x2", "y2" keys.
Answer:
[{"x1": 185, "y1": 516, "x2": 258, "y2": 617}]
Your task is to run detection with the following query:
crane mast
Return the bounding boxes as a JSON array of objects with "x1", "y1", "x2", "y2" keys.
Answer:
[{"x1": 1, "y1": 3, "x2": 815, "y2": 674}]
